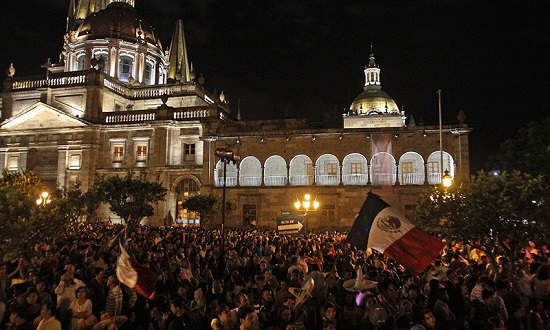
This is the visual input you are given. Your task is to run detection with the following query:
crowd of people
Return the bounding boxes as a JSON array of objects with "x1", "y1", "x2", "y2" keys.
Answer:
[{"x1": 0, "y1": 222, "x2": 549, "y2": 330}]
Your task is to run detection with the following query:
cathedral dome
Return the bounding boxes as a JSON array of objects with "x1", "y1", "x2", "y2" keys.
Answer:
[
  {"x1": 350, "y1": 88, "x2": 399, "y2": 114},
  {"x1": 75, "y1": 2, "x2": 162, "y2": 49}
]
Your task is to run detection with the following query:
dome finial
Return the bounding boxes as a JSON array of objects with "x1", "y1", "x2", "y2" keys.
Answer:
[{"x1": 368, "y1": 43, "x2": 377, "y2": 68}]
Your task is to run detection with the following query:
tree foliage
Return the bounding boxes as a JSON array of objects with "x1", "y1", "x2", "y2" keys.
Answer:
[
  {"x1": 93, "y1": 171, "x2": 167, "y2": 230},
  {"x1": 417, "y1": 170, "x2": 550, "y2": 267},
  {"x1": 487, "y1": 117, "x2": 550, "y2": 177},
  {"x1": 180, "y1": 194, "x2": 236, "y2": 226},
  {"x1": 0, "y1": 171, "x2": 74, "y2": 258}
]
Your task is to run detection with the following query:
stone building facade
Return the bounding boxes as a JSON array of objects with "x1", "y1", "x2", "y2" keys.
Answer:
[{"x1": 0, "y1": 0, "x2": 471, "y2": 230}]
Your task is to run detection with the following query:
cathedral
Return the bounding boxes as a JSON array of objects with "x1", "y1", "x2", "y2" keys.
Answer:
[{"x1": 0, "y1": 0, "x2": 471, "y2": 229}]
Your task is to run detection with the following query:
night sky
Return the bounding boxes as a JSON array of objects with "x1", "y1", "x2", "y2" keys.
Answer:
[{"x1": 1, "y1": 0, "x2": 549, "y2": 171}]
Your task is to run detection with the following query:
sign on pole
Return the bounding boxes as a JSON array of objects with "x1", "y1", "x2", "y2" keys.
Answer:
[{"x1": 276, "y1": 215, "x2": 305, "y2": 235}]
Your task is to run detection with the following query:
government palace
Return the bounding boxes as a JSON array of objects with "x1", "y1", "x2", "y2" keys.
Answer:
[{"x1": 0, "y1": 0, "x2": 471, "y2": 230}]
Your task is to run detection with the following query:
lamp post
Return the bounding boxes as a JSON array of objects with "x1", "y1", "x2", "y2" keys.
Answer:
[
  {"x1": 36, "y1": 191, "x2": 51, "y2": 207},
  {"x1": 294, "y1": 193, "x2": 319, "y2": 233},
  {"x1": 437, "y1": 89, "x2": 444, "y2": 185},
  {"x1": 215, "y1": 148, "x2": 240, "y2": 250}
]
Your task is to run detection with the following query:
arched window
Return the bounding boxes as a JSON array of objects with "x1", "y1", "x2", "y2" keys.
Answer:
[
  {"x1": 370, "y1": 152, "x2": 397, "y2": 186},
  {"x1": 144, "y1": 62, "x2": 154, "y2": 85},
  {"x1": 315, "y1": 154, "x2": 340, "y2": 186},
  {"x1": 289, "y1": 155, "x2": 313, "y2": 186},
  {"x1": 94, "y1": 51, "x2": 109, "y2": 74},
  {"x1": 214, "y1": 160, "x2": 238, "y2": 187},
  {"x1": 426, "y1": 151, "x2": 455, "y2": 185},
  {"x1": 239, "y1": 156, "x2": 262, "y2": 186},
  {"x1": 264, "y1": 155, "x2": 287, "y2": 186},
  {"x1": 342, "y1": 153, "x2": 368, "y2": 185},
  {"x1": 76, "y1": 54, "x2": 86, "y2": 71},
  {"x1": 119, "y1": 55, "x2": 134, "y2": 82},
  {"x1": 399, "y1": 152, "x2": 425, "y2": 185}
]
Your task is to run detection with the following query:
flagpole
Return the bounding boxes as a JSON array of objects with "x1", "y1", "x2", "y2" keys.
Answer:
[
  {"x1": 437, "y1": 89, "x2": 443, "y2": 183},
  {"x1": 221, "y1": 159, "x2": 227, "y2": 250}
]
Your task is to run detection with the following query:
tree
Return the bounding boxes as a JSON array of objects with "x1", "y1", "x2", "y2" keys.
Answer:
[
  {"x1": 487, "y1": 117, "x2": 550, "y2": 177},
  {"x1": 0, "y1": 171, "x2": 73, "y2": 258},
  {"x1": 180, "y1": 194, "x2": 237, "y2": 226},
  {"x1": 80, "y1": 181, "x2": 103, "y2": 223},
  {"x1": 417, "y1": 170, "x2": 550, "y2": 272},
  {"x1": 93, "y1": 171, "x2": 167, "y2": 231},
  {"x1": 416, "y1": 183, "x2": 465, "y2": 235}
]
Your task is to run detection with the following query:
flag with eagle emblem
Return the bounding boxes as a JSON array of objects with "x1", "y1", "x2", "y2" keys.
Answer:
[{"x1": 345, "y1": 192, "x2": 444, "y2": 275}]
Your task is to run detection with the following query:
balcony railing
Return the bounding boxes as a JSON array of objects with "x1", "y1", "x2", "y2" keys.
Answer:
[
  {"x1": 210, "y1": 172, "x2": 437, "y2": 187},
  {"x1": 10, "y1": 73, "x2": 87, "y2": 90},
  {"x1": 103, "y1": 107, "x2": 216, "y2": 124},
  {"x1": 239, "y1": 176, "x2": 262, "y2": 187},
  {"x1": 315, "y1": 174, "x2": 340, "y2": 186},
  {"x1": 400, "y1": 173, "x2": 424, "y2": 185},
  {"x1": 216, "y1": 176, "x2": 237, "y2": 187},
  {"x1": 174, "y1": 109, "x2": 211, "y2": 119},
  {"x1": 428, "y1": 173, "x2": 442, "y2": 185},
  {"x1": 103, "y1": 76, "x2": 195, "y2": 99},
  {"x1": 342, "y1": 174, "x2": 368, "y2": 185},
  {"x1": 105, "y1": 112, "x2": 156, "y2": 123},
  {"x1": 264, "y1": 176, "x2": 288, "y2": 186},
  {"x1": 371, "y1": 173, "x2": 396, "y2": 185},
  {"x1": 289, "y1": 175, "x2": 313, "y2": 186}
]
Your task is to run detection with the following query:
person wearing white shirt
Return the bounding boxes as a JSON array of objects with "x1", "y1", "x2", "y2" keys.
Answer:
[
  {"x1": 54, "y1": 273, "x2": 85, "y2": 312},
  {"x1": 69, "y1": 286, "x2": 94, "y2": 330}
]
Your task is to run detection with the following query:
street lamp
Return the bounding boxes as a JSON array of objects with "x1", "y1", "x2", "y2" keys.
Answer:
[
  {"x1": 215, "y1": 147, "x2": 240, "y2": 250},
  {"x1": 441, "y1": 169, "x2": 452, "y2": 188},
  {"x1": 294, "y1": 193, "x2": 319, "y2": 233},
  {"x1": 36, "y1": 191, "x2": 51, "y2": 206}
]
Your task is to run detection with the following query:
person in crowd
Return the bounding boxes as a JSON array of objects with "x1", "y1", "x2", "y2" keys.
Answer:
[
  {"x1": 36, "y1": 302, "x2": 61, "y2": 330},
  {"x1": 418, "y1": 308, "x2": 436, "y2": 330},
  {"x1": 432, "y1": 287, "x2": 456, "y2": 330},
  {"x1": 401, "y1": 275, "x2": 415, "y2": 299},
  {"x1": 164, "y1": 296, "x2": 194, "y2": 330},
  {"x1": 87, "y1": 268, "x2": 107, "y2": 320},
  {"x1": 23, "y1": 287, "x2": 42, "y2": 322},
  {"x1": 513, "y1": 268, "x2": 532, "y2": 311},
  {"x1": 320, "y1": 302, "x2": 340, "y2": 330},
  {"x1": 188, "y1": 287, "x2": 207, "y2": 321},
  {"x1": 238, "y1": 306, "x2": 259, "y2": 330},
  {"x1": 35, "y1": 279, "x2": 53, "y2": 306},
  {"x1": 395, "y1": 300, "x2": 414, "y2": 329},
  {"x1": 532, "y1": 264, "x2": 550, "y2": 311},
  {"x1": 8, "y1": 304, "x2": 33, "y2": 330},
  {"x1": 211, "y1": 303, "x2": 232, "y2": 330},
  {"x1": 69, "y1": 286, "x2": 94, "y2": 330},
  {"x1": 322, "y1": 319, "x2": 337, "y2": 330},
  {"x1": 54, "y1": 270, "x2": 85, "y2": 310},
  {"x1": 468, "y1": 289, "x2": 496, "y2": 329},
  {"x1": 230, "y1": 293, "x2": 253, "y2": 329},
  {"x1": 104, "y1": 275, "x2": 122, "y2": 318}
]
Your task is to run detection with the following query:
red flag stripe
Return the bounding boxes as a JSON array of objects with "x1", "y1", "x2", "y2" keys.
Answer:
[
  {"x1": 383, "y1": 227, "x2": 445, "y2": 275},
  {"x1": 117, "y1": 244, "x2": 157, "y2": 300},
  {"x1": 129, "y1": 258, "x2": 157, "y2": 300}
]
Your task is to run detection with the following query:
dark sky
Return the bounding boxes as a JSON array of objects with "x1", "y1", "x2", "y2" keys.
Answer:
[{"x1": 1, "y1": 0, "x2": 549, "y2": 171}]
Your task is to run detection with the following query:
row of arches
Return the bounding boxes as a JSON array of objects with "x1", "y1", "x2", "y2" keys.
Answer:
[{"x1": 214, "y1": 151, "x2": 455, "y2": 187}]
